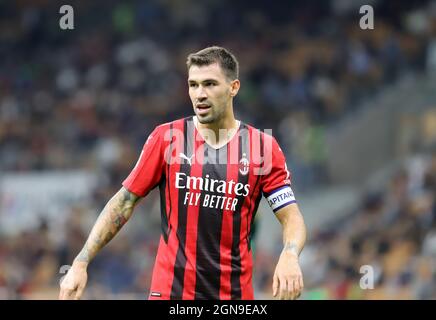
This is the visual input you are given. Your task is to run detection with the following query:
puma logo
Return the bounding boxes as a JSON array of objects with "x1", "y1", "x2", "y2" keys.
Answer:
[{"x1": 179, "y1": 153, "x2": 194, "y2": 165}]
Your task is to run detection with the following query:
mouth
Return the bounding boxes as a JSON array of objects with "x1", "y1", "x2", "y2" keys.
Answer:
[{"x1": 195, "y1": 104, "x2": 212, "y2": 115}]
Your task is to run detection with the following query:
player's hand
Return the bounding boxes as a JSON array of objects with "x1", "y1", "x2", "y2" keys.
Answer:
[
  {"x1": 272, "y1": 251, "x2": 304, "y2": 300},
  {"x1": 59, "y1": 261, "x2": 88, "y2": 300}
]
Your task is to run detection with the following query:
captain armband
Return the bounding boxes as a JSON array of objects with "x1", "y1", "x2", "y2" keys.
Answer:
[{"x1": 265, "y1": 186, "x2": 296, "y2": 213}]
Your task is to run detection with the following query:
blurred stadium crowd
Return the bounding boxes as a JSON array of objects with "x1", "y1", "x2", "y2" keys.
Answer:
[
  {"x1": 0, "y1": 0, "x2": 435, "y2": 299},
  {"x1": 255, "y1": 152, "x2": 436, "y2": 299}
]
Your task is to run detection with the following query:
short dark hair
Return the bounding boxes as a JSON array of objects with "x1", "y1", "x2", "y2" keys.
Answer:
[{"x1": 186, "y1": 46, "x2": 239, "y2": 80}]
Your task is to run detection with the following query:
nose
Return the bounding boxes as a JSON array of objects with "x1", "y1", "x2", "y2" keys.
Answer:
[{"x1": 196, "y1": 86, "x2": 207, "y2": 101}]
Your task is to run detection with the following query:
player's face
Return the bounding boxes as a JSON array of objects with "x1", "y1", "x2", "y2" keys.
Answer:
[{"x1": 188, "y1": 63, "x2": 237, "y2": 124}]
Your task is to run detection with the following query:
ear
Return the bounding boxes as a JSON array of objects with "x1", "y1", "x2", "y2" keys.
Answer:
[{"x1": 230, "y1": 79, "x2": 240, "y2": 97}]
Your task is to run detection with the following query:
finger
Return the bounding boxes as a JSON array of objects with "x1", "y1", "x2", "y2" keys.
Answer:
[
  {"x1": 287, "y1": 278, "x2": 296, "y2": 300},
  {"x1": 294, "y1": 277, "x2": 303, "y2": 300},
  {"x1": 299, "y1": 276, "x2": 304, "y2": 290},
  {"x1": 60, "y1": 279, "x2": 77, "y2": 300},
  {"x1": 294, "y1": 278, "x2": 301, "y2": 299},
  {"x1": 74, "y1": 285, "x2": 85, "y2": 300},
  {"x1": 272, "y1": 275, "x2": 279, "y2": 297},
  {"x1": 284, "y1": 278, "x2": 292, "y2": 300},
  {"x1": 295, "y1": 276, "x2": 304, "y2": 299},
  {"x1": 59, "y1": 288, "x2": 68, "y2": 300},
  {"x1": 298, "y1": 276, "x2": 304, "y2": 296},
  {"x1": 60, "y1": 288, "x2": 74, "y2": 300},
  {"x1": 59, "y1": 277, "x2": 71, "y2": 300},
  {"x1": 279, "y1": 277, "x2": 287, "y2": 300}
]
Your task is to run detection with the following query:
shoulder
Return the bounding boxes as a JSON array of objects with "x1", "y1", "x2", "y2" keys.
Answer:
[
  {"x1": 156, "y1": 117, "x2": 193, "y2": 132},
  {"x1": 149, "y1": 117, "x2": 191, "y2": 137},
  {"x1": 241, "y1": 122, "x2": 279, "y2": 146}
]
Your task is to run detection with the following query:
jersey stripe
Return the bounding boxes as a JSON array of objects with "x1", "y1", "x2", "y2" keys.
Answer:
[
  {"x1": 149, "y1": 119, "x2": 184, "y2": 299},
  {"x1": 239, "y1": 126, "x2": 264, "y2": 299},
  {"x1": 219, "y1": 131, "x2": 240, "y2": 299},
  {"x1": 230, "y1": 124, "x2": 250, "y2": 299},
  {"x1": 194, "y1": 143, "x2": 227, "y2": 299},
  {"x1": 182, "y1": 134, "x2": 204, "y2": 299},
  {"x1": 170, "y1": 118, "x2": 193, "y2": 299},
  {"x1": 247, "y1": 129, "x2": 264, "y2": 251},
  {"x1": 159, "y1": 123, "x2": 173, "y2": 244},
  {"x1": 159, "y1": 176, "x2": 169, "y2": 243}
]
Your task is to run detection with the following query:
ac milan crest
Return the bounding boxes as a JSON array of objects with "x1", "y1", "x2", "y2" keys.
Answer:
[{"x1": 239, "y1": 153, "x2": 249, "y2": 175}]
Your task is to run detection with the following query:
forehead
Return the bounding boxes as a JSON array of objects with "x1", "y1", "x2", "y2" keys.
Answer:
[{"x1": 188, "y1": 63, "x2": 227, "y2": 81}]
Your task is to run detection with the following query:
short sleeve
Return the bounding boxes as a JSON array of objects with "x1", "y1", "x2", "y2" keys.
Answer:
[
  {"x1": 122, "y1": 126, "x2": 166, "y2": 197},
  {"x1": 261, "y1": 135, "x2": 296, "y2": 213}
]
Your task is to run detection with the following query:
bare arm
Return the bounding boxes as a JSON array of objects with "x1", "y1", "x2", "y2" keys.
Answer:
[
  {"x1": 75, "y1": 186, "x2": 141, "y2": 264},
  {"x1": 276, "y1": 203, "x2": 306, "y2": 257},
  {"x1": 272, "y1": 203, "x2": 307, "y2": 300},
  {"x1": 59, "y1": 187, "x2": 141, "y2": 299}
]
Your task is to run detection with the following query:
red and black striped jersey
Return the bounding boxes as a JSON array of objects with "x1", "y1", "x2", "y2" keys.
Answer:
[{"x1": 122, "y1": 116, "x2": 296, "y2": 300}]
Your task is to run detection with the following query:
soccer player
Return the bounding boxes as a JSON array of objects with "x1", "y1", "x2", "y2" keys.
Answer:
[{"x1": 59, "y1": 46, "x2": 306, "y2": 300}]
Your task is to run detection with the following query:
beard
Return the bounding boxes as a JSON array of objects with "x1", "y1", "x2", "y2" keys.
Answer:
[
  {"x1": 196, "y1": 113, "x2": 216, "y2": 124},
  {"x1": 195, "y1": 105, "x2": 226, "y2": 124}
]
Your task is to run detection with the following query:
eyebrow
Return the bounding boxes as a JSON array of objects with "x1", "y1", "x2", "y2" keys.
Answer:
[{"x1": 188, "y1": 79, "x2": 219, "y2": 84}]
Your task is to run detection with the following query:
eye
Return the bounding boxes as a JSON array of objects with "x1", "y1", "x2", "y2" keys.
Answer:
[
  {"x1": 189, "y1": 83, "x2": 198, "y2": 88},
  {"x1": 205, "y1": 82, "x2": 216, "y2": 87}
]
